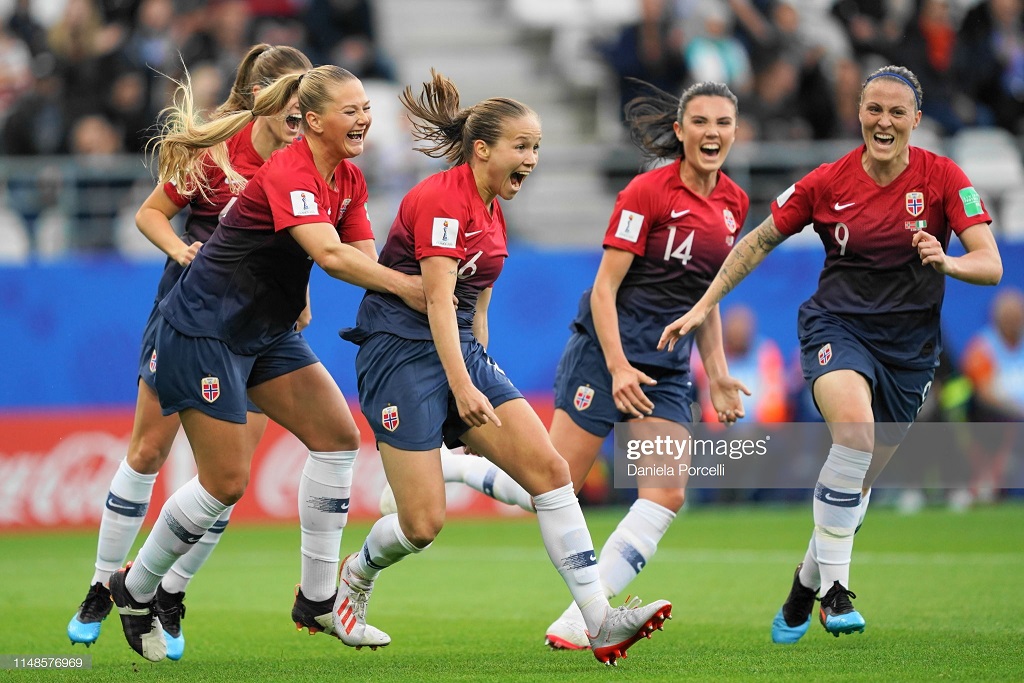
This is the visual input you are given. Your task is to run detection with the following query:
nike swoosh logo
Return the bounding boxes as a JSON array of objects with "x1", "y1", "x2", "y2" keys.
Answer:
[
  {"x1": 670, "y1": 209, "x2": 690, "y2": 218},
  {"x1": 824, "y1": 492, "x2": 859, "y2": 503},
  {"x1": 465, "y1": 230, "x2": 483, "y2": 238},
  {"x1": 833, "y1": 202, "x2": 856, "y2": 211}
]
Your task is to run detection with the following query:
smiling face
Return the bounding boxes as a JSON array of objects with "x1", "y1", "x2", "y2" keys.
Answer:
[
  {"x1": 859, "y1": 77, "x2": 921, "y2": 165},
  {"x1": 474, "y1": 113, "x2": 541, "y2": 203},
  {"x1": 310, "y1": 78, "x2": 371, "y2": 160},
  {"x1": 674, "y1": 95, "x2": 737, "y2": 178}
]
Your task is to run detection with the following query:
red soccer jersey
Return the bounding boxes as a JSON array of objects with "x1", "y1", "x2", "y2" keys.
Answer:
[{"x1": 574, "y1": 159, "x2": 749, "y2": 369}]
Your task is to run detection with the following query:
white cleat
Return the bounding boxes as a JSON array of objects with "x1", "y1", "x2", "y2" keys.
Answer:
[
  {"x1": 378, "y1": 483, "x2": 398, "y2": 516},
  {"x1": 544, "y1": 602, "x2": 590, "y2": 650},
  {"x1": 587, "y1": 597, "x2": 672, "y2": 666},
  {"x1": 332, "y1": 553, "x2": 391, "y2": 650}
]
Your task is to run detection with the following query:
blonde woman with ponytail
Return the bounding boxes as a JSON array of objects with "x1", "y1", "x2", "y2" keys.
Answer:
[
  {"x1": 102, "y1": 64, "x2": 430, "y2": 663},
  {"x1": 68, "y1": 44, "x2": 311, "y2": 661}
]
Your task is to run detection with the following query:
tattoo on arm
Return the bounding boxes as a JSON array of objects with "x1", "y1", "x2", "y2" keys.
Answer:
[{"x1": 717, "y1": 217, "x2": 784, "y2": 297}]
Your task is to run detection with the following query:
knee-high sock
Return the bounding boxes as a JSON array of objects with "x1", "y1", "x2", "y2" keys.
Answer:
[
  {"x1": 348, "y1": 513, "x2": 424, "y2": 589},
  {"x1": 299, "y1": 450, "x2": 357, "y2": 601},
  {"x1": 799, "y1": 487, "x2": 872, "y2": 591},
  {"x1": 533, "y1": 484, "x2": 608, "y2": 635},
  {"x1": 126, "y1": 476, "x2": 227, "y2": 602},
  {"x1": 813, "y1": 445, "x2": 871, "y2": 593},
  {"x1": 161, "y1": 506, "x2": 233, "y2": 594},
  {"x1": 93, "y1": 459, "x2": 157, "y2": 585},
  {"x1": 441, "y1": 449, "x2": 534, "y2": 512},
  {"x1": 598, "y1": 498, "x2": 675, "y2": 597}
]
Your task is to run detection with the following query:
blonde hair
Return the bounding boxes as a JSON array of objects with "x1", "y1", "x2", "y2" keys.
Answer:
[{"x1": 400, "y1": 68, "x2": 536, "y2": 166}]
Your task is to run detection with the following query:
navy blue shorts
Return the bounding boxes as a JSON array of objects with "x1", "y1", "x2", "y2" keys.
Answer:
[
  {"x1": 799, "y1": 310, "x2": 935, "y2": 445},
  {"x1": 152, "y1": 315, "x2": 318, "y2": 423},
  {"x1": 354, "y1": 333, "x2": 523, "y2": 451},
  {"x1": 137, "y1": 306, "x2": 265, "y2": 415},
  {"x1": 553, "y1": 331, "x2": 696, "y2": 437}
]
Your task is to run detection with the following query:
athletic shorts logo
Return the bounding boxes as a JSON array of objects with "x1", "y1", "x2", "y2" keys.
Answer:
[
  {"x1": 290, "y1": 190, "x2": 319, "y2": 217},
  {"x1": 905, "y1": 191, "x2": 924, "y2": 217},
  {"x1": 574, "y1": 385, "x2": 594, "y2": 411},
  {"x1": 818, "y1": 343, "x2": 832, "y2": 366},
  {"x1": 615, "y1": 210, "x2": 643, "y2": 243},
  {"x1": 432, "y1": 217, "x2": 459, "y2": 248},
  {"x1": 149, "y1": 349, "x2": 157, "y2": 373},
  {"x1": 382, "y1": 405, "x2": 399, "y2": 431},
  {"x1": 201, "y1": 376, "x2": 220, "y2": 403}
]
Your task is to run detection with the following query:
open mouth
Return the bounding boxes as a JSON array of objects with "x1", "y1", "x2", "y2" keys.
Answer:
[
  {"x1": 285, "y1": 115, "x2": 301, "y2": 134},
  {"x1": 348, "y1": 129, "x2": 364, "y2": 142},
  {"x1": 700, "y1": 143, "x2": 721, "y2": 159},
  {"x1": 873, "y1": 133, "x2": 895, "y2": 147},
  {"x1": 510, "y1": 171, "x2": 528, "y2": 190}
]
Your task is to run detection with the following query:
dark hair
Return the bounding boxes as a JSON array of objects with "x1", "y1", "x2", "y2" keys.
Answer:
[
  {"x1": 400, "y1": 68, "x2": 538, "y2": 166},
  {"x1": 861, "y1": 65, "x2": 923, "y2": 111},
  {"x1": 624, "y1": 79, "x2": 738, "y2": 160},
  {"x1": 216, "y1": 44, "x2": 313, "y2": 116}
]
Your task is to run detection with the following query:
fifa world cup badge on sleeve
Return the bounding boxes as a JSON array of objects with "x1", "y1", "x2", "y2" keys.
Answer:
[
  {"x1": 818, "y1": 343, "x2": 832, "y2": 366},
  {"x1": 201, "y1": 376, "x2": 221, "y2": 403},
  {"x1": 382, "y1": 405, "x2": 399, "y2": 431},
  {"x1": 574, "y1": 385, "x2": 594, "y2": 411}
]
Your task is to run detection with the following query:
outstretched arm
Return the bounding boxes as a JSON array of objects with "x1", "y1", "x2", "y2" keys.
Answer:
[{"x1": 659, "y1": 215, "x2": 786, "y2": 352}]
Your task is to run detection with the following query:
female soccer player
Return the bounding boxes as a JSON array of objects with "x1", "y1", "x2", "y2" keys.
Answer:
[
  {"x1": 387, "y1": 80, "x2": 751, "y2": 650},
  {"x1": 106, "y1": 65, "x2": 426, "y2": 663},
  {"x1": 67, "y1": 44, "x2": 312, "y2": 660},
  {"x1": 337, "y1": 69, "x2": 672, "y2": 666},
  {"x1": 659, "y1": 65, "x2": 1002, "y2": 642}
]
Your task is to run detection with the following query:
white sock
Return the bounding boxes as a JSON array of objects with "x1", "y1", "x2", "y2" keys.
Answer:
[
  {"x1": 597, "y1": 498, "x2": 675, "y2": 598},
  {"x1": 126, "y1": 477, "x2": 227, "y2": 602},
  {"x1": 92, "y1": 459, "x2": 157, "y2": 585},
  {"x1": 813, "y1": 444, "x2": 871, "y2": 593},
  {"x1": 162, "y1": 506, "x2": 232, "y2": 594},
  {"x1": 799, "y1": 487, "x2": 872, "y2": 591},
  {"x1": 349, "y1": 513, "x2": 424, "y2": 589},
  {"x1": 533, "y1": 484, "x2": 608, "y2": 635},
  {"x1": 442, "y1": 449, "x2": 534, "y2": 512},
  {"x1": 299, "y1": 450, "x2": 356, "y2": 601}
]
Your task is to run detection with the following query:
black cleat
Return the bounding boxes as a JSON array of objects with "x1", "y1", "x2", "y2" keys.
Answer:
[
  {"x1": 67, "y1": 582, "x2": 113, "y2": 646},
  {"x1": 108, "y1": 563, "x2": 167, "y2": 661},
  {"x1": 771, "y1": 563, "x2": 817, "y2": 644},
  {"x1": 291, "y1": 587, "x2": 338, "y2": 638},
  {"x1": 154, "y1": 586, "x2": 186, "y2": 660}
]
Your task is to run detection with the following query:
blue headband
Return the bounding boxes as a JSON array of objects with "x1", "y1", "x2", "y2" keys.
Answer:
[{"x1": 865, "y1": 72, "x2": 921, "y2": 109}]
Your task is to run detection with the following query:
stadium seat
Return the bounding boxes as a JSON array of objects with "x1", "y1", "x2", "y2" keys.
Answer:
[{"x1": 0, "y1": 206, "x2": 31, "y2": 263}]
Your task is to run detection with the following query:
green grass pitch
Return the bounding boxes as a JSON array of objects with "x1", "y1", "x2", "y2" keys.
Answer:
[{"x1": 1, "y1": 503, "x2": 1022, "y2": 682}]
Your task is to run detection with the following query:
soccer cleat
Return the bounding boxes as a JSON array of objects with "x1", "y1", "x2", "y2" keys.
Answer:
[
  {"x1": 771, "y1": 563, "x2": 817, "y2": 644},
  {"x1": 587, "y1": 596, "x2": 672, "y2": 666},
  {"x1": 154, "y1": 586, "x2": 186, "y2": 661},
  {"x1": 108, "y1": 563, "x2": 167, "y2": 662},
  {"x1": 67, "y1": 582, "x2": 113, "y2": 646},
  {"x1": 818, "y1": 580, "x2": 866, "y2": 637},
  {"x1": 544, "y1": 602, "x2": 590, "y2": 650},
  {"x1": 291, "y1": 586, "x2": 338, "y2": 638},
  {"x1": 378, "y1": 483, "x2": 397, "y2": 516},
  {"x1": 332, "y1": 553, "x2": 391, "y2": 650}
]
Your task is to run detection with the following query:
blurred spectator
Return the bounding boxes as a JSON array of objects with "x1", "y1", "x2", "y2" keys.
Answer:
[
  {"x1": 302, "y1": 0, "x2": 396, "y2": 81},
  {"x1": 67, "y1": 113, "x2": 131, "y2": 250},
  {"x1": 831, "y1": 55, "x2": 863, "y2": 138},
  {"x1": 179, "y1": 0, "x2": 253, "y2": 88},
  {"x1": 6, "y1": 0, "x2": 49, "y2": 56},
  {"x1": 742, "y1": 55, "x2": 814, "y2": 140},
  {"x1": 683, "y1": 0, "x2": 753, "y2": 97},
  {"x1": 596, "y1": 0, "x2": 688, "y2": 123},
  {"x1": 119, "y1": 0, "x2": 179, "y2": 124},
  {"x1": 956, "y1": 0, "x2": 1024, "y2": 134},
  {"x1": 2, "y1": 51, "x2": 65, "y2": 154},
  {"x1": 895, "y1": 0, "x2": 970, "y2": 135},
  {"x1": 831, "y1": 0, "x2": 908, "y2": 64},
  {"x1": 104, "y1": 70, "x2": 150, "y2": 153},
  {"x1": 0, "y1": 22, "x2": 32, "y2": 120}
]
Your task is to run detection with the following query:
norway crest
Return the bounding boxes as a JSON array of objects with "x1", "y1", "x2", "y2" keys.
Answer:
[
  {"x1": 201, "y1": 376, "x2": 220, "y2": 403},
  {"x1": 382, "y1": 405, "x2": 399, "y2": 431},
  {"x1": 905, "y1": 192, "x2": 924, "y2": 217},
  {"x1": 574, "y1": 385, "x2": 594, "y2": 411},
  {"x1": 818, "y1": 343, "x2": 832, "y2": 366}
]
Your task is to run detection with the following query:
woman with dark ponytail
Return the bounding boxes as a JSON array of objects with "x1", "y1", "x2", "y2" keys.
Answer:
[
  {"x1": 67, "y1": 44, "x2": 311, "y2": 661},
  {"x1": 339, "y1": 69, "x2": 672, "y2": 666}
]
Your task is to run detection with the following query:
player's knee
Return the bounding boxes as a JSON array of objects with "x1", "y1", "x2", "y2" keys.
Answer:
[
  {"x1": 538, "y1": 451, "x2": 572, "y2": 489},
  {"x1": 646, "y1": 488, "x2": 685, "y2": 513},
  {"x1": 829, "y1": 423, "x2": 874, "y2": 454},
  {"x1": 206, "y1": 472, "x2": 250, "y2": 506},
  {"x1": 126, "y1": 440, "x2": 172, "y2": 475},
  {"x1": 400, "y1": 509, "x2": 445, "y2": 548}
]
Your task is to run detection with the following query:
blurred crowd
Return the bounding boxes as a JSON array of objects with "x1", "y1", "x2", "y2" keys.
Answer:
[{"x1": 515, "y1": 0, "x2": 1024, "y2": 141}]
